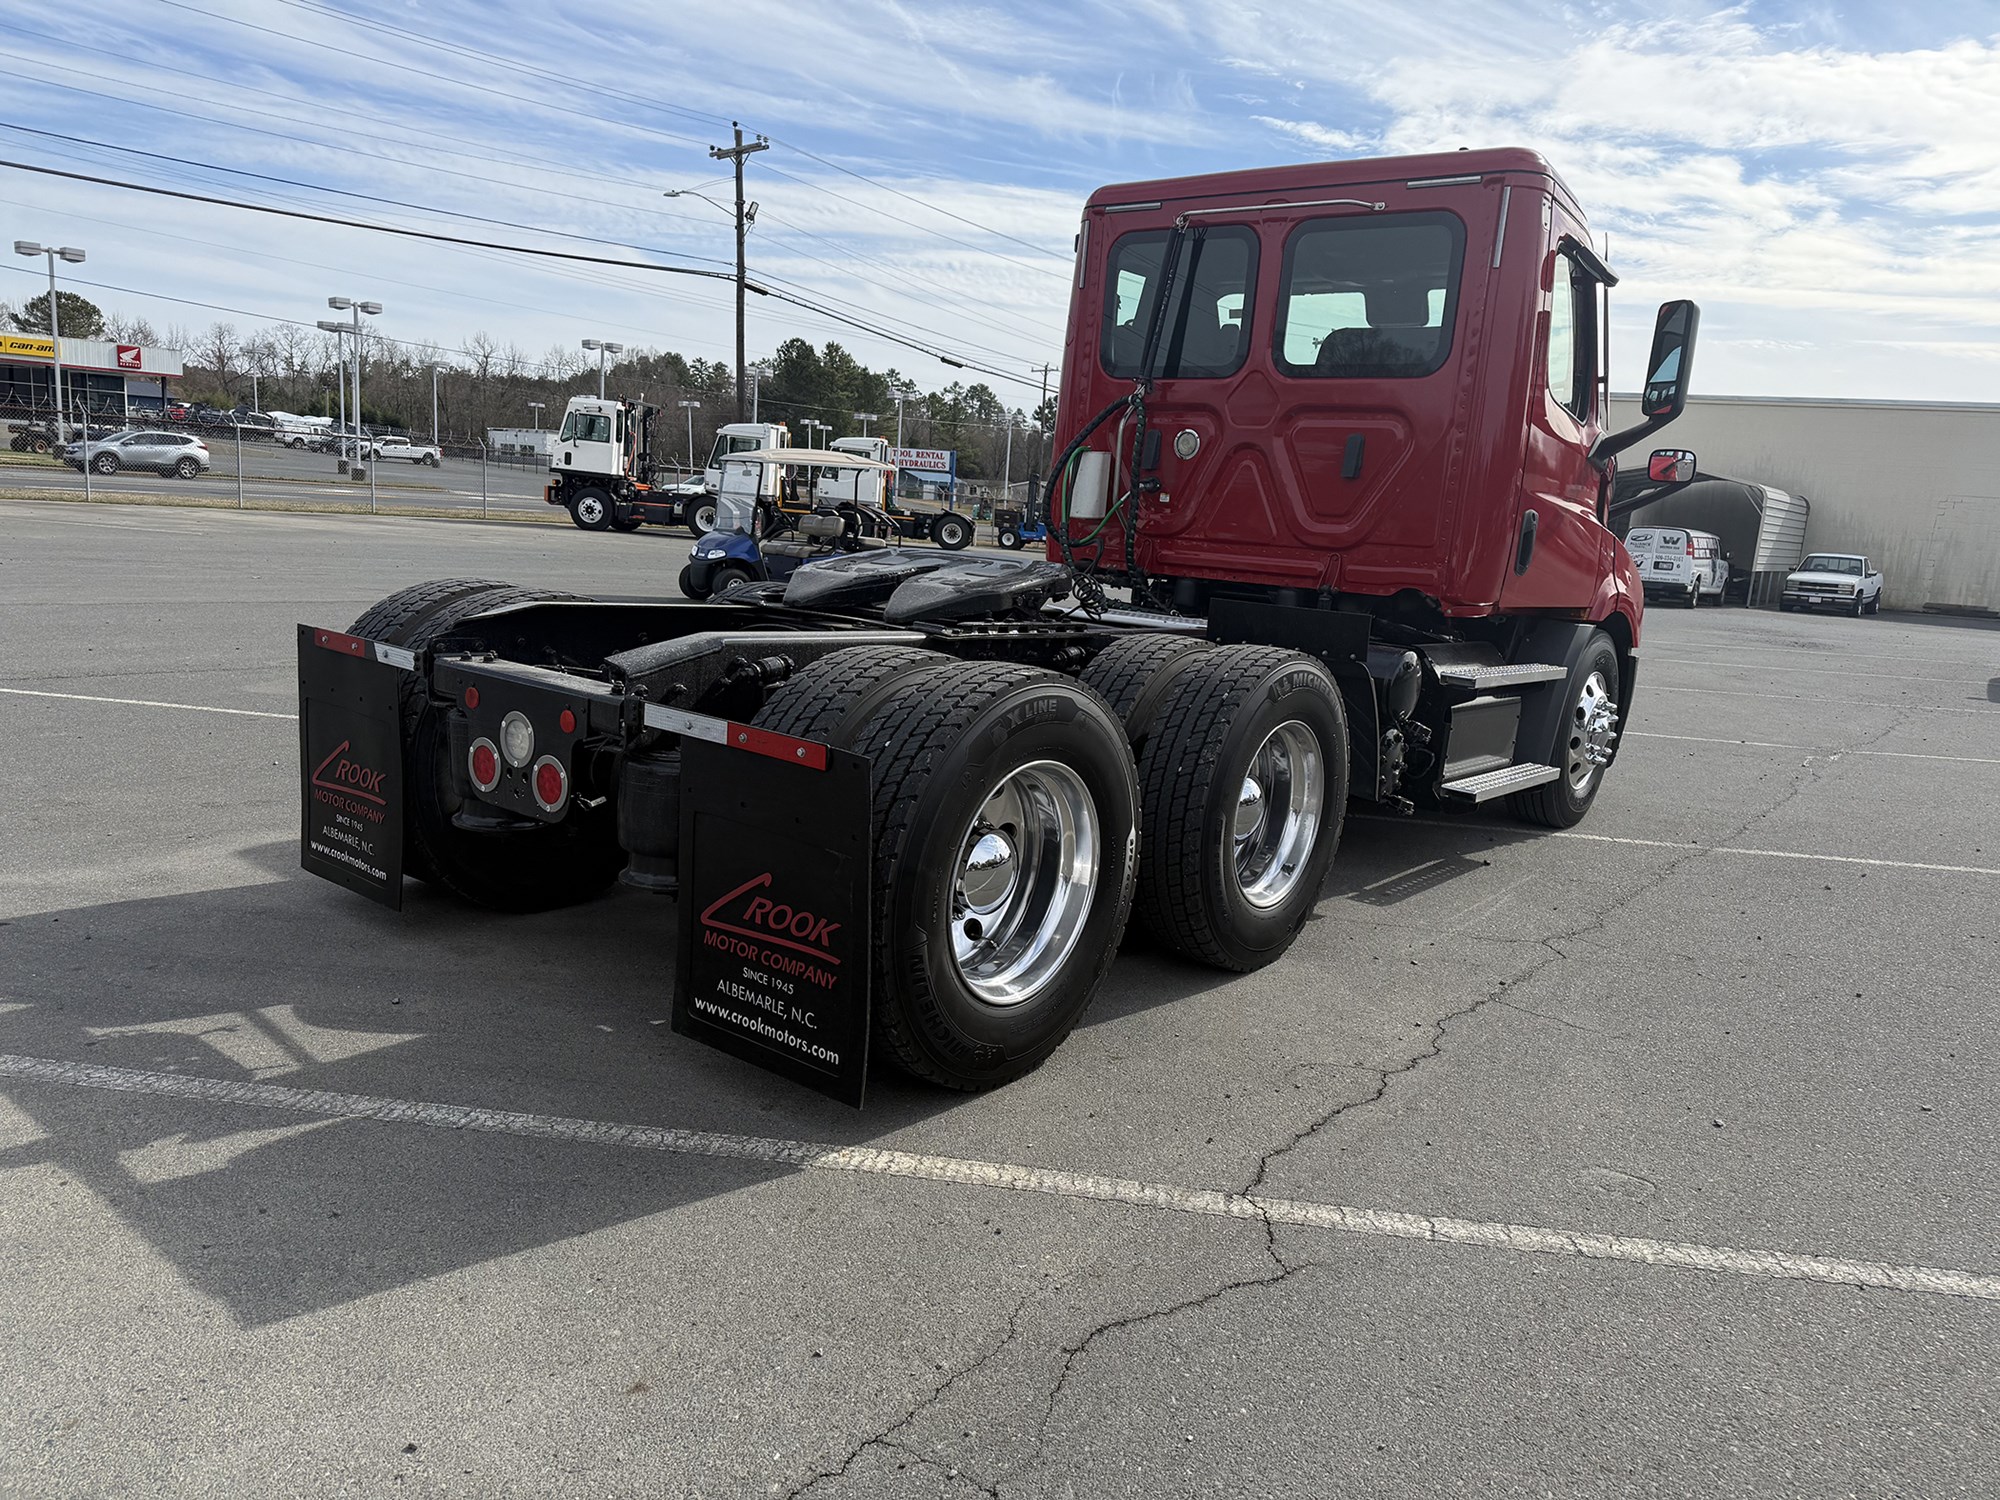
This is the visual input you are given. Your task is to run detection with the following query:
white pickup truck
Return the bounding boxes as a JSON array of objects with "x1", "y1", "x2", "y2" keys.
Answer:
[
  {"x1": 363, "y1": 435, "x2": 442, "y2": 467},
  {"x1": 1781, "y1": 552, "x2": 1883, "y2": 616}
]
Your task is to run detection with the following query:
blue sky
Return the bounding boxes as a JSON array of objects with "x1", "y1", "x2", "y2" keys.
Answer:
[{"x1": 4, "y1": 0, "x2": 2000, "y2": 404}]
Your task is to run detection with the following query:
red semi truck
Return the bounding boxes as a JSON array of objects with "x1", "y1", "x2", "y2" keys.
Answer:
[{"x1": 297, "y1": 148, "x2": 1698, "y2": 1103}]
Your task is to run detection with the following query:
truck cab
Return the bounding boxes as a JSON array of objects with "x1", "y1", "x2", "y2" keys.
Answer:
[
  {"x1": 1054, "y1": 148, "x2": 1693, "y2": 644},
  {"x1": 816, "y1": 436, "x2": 892, "y2": 506},
  {"x1": 702, "y1": 422, "x2": 792, "y2": 494}
]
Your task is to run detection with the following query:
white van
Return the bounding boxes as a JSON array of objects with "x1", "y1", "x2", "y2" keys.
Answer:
[{"x1": 1626, "y1": 527, "x2": 1728, "y2": 608}]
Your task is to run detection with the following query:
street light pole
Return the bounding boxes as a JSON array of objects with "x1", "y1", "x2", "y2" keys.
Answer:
[
  {"x1": 430, "y1": 366, "x2": 441, "y2": 446},
  {"x1": 528, "y1": 401, "x2": 546, "y2": 431},
  {"x1": 670, "y1": 126, "x2": 768, "y2": 422},
  {"x1": 677, "y1": 398, "x2": 701, "y2": 470},
  {"x1": 581, "y1": 338, "x2": 624, "y2": 399},
  {"x1": 853, "y1": 411, "x2": 878, "y2": 438},
  {"x1": 326, "y1": 296, "x2": 382, "y2": 464},
  {"x1": 893, "y1": 387, "x2": 916, "y2": 449},
  {"x1": 13, "y1": 241, "x2": 85, "y2": 439}
]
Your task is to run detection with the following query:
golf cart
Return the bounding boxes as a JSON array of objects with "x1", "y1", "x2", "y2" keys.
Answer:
[{"x1": 678, "y1": 449, "x2": 900, "y2": 601}]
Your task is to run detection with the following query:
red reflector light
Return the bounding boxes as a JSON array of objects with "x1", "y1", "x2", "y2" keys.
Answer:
[
  {"x1": 465, "y1": 686, "x2": 480, "y2": 710},
  {"x1": 559, "y1": 708, "x2": 576, "y2": 734},
  {"x1": 468, "y1": 738, "x2": 501, "y2": 793},
  {"x1": 531, "y1": 756, "x2": 568, "y2": 812}
]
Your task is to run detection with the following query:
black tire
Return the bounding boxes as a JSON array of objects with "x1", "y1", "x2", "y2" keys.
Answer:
[
  {"x1": 685, "y1": 501, "x2": 718, "y2": 538},
  {"x1": 1850, "y1": 593, "x2": 1865, "y2": 618},
  {"x1": 996, "y1": 528, "x2": 1021, "y2": 550},
  {"x1": 1866, "y1": 592, "x2": 1881, "y2": 615},
  {"x1": 610, "y1": 515, "x2": 644, "y2": 533},
  {"x1": 347, "y1": 579, "x2": 622, "y2": 911},
  {"x1": 709, "y1": 564, "x2": 755, "y2": 598},
  {"x1": 1133, "y1": 646, "x2": 1349, "y2": 971},
  {"x1": 1078, "y1": 633, "x2": 1213, "y2": 749},
  {"x1": 91, "y1": 453, "x2": 120, "y2": 475},
  {"x1": 174, "y1": 457, "x2": 201, "y2": 479},
  {"x1": 838, "y1": 662, "x2": 1139, "y2": 1089},
  {"x1": 1685, "y1": 582, "x2": 1699, "y2": 608},
  {"x1": 932, "y1": 514, "x2": 974, "y2": 551},
  {"x1": 1779, "y1": 600, "x2": 1795, "y2": 613},
  {"x1": 569, "y1": 488, "x2": 613, "y2": 531},
  {"x1": 676, "y1": 564, "x2": 701, "y2": 600},
  {"x1": 28, "y1": 435, "x2": 51, "y2": 454},
  {"x1": 1508, "y1": 629, "x2": 1621, "y2": 830},
  {"x1": 424, "y1": 454, "x2": 440, "y2": 467},
  {"x1": 755, "y1": 645, "x2": 952, "y2": 743}
]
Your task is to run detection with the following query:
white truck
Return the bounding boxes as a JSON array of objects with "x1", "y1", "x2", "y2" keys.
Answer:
[
  {"x1": 1781, "y1": 553, "x2": 1883, "y2": 616},
  {"x1": 545, "y1": 397, "x2": 790, "y2": 537},
  {"x1": 363, "y1": 434, "x2": 443, "y2": 467}
]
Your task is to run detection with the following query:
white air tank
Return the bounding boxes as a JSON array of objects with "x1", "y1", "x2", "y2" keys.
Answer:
[{"x1": 1070, "y1": 450, "x2": 1111, "y2": 520}]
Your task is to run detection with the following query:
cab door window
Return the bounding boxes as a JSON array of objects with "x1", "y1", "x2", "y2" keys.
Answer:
[{"x1": 1547, "y1": 249, "x2": 1596, "y2": 420}]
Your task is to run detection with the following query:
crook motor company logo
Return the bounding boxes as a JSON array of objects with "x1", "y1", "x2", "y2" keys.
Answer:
[
  {"x1": 312, "y1": 739, "x2": 389, "y2": 812},
  {"x1": 697, "y1": 871, "x2": 843, "y2": 990}
]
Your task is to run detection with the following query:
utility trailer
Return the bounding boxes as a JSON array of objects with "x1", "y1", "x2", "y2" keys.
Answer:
[{"x1": 300, "y1": 148, "x2": 1701, "y2": 1103}]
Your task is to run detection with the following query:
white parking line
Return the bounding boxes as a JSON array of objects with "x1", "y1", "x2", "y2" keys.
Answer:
[
  {"x1": 1644, "y1": 684, "x2": 1996, "y2": 714},
  {"x1": 1351, "y1": 817, "x2": 2000, "y2": 876},
  {"x1": 1647, "y1": 655, "x2": 1984, "y2": 686},
  {"x1": 3, "y1": 1051, "x2": 1994, "y2": 1303},
  {"x1": 1550, "y1": 831, "x2": 2000, "y2": 875},
  {"x1": 0, "y1": 686, "x2": 296, "y2": 720},
  {"x1": 1630, "y1": 732, "x2": 2000, "y2": 767}
]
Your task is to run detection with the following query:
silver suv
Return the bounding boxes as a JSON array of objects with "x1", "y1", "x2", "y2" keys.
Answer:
[{"x1": 61, "y1": 429, "x2": 212, "y2": 479}]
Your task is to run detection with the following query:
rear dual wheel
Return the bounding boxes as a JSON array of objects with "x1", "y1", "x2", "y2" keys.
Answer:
[
  {"x1": 348, "y1": 578, "x2": 623, "y2": 911},
  {"x1": 756, "y1": 648, "x2": 1138, "y2": 1089},
  {"x1": 1130, "y1": 645, "x2": 1349, "y2": 971}
]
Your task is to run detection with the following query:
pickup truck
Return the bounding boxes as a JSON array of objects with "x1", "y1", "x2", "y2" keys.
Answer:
[
  {"x1": 1781, "y1": 553, "x2": 1882, "y2": 616},
  {"x1": 363, "y1": 435, "x2": 442, "y2": 467}
]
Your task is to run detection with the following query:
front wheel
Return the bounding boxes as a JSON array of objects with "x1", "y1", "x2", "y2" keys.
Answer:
[
  {"x1": 1134, "y1": 646, "x2": 1349, "y2": 971},
  {"x1": 91, "y1": 453, "x2": 120, "y2": 474},
  {"x1": 568, "y1": 489, "x2": 612, "y2": 531},
  {"x1": 932, "y1": 513, "x2": 974, "y2": 551},
  {"x1": 1509, "y1": 631, "x2": 1622, "y2": 829},
  {"x1": 684, "y1": 501, "x2": 717, "y2": 538},
  {"x1": 996, "y1": 528, "x2": 1022, "y2": 550}
]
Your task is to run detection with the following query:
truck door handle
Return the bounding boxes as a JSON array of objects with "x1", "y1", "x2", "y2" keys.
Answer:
[
  {"x1": 1342, "y1": 433, "x2": 1365, "y2": 480},
  {"x1": 1515, "y1": 509, "x2": 1538, "y2": 574}
]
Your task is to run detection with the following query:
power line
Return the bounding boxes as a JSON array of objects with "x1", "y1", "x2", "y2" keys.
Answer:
[
  {"x1": 0, "y1": 156, "x2": 1046, "y2": 388},
  {"x1": 0, "y1": 123, "x2": 739, "y2": 271}
]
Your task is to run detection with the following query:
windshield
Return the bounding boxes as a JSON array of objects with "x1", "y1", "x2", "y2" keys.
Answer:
[
  {"x1": 1800, "y1": 555, "x2": 1863, "y2": 575},
  {"x1": 707, "y1": 432, "x2": 763, "y2": 468},
  {"x1": 715, "y1": 492, "x2": 758, "y2": 534}
]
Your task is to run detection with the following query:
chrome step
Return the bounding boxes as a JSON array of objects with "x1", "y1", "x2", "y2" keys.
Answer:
[
  {"x1": 1439, "y1": 762, "x2": 1561, "y2": 803},
  {"x1": 1435, "y1": 662, "x2": 1567, "y2": 691}
]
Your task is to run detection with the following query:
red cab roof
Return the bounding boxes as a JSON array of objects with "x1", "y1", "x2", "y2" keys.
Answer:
[{"x1": 1085, "y1": 146, "x2": 1578, "y2": 220}]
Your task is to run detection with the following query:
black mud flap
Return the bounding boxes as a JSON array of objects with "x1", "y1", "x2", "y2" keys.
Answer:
[
  {"x1": 297, "y1": 625, "x2": 409, "y2": 909},
  {"x1": 673, "y1": 733, "x2": 873, "y2": 1107}
]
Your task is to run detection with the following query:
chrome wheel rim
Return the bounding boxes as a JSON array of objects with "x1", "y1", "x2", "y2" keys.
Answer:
[
  {"x1": 1234, "y1": 720, "x2": 1322, "y2": 909},
  {"x1": 1567, "y1": 670, "x2": 1619, "y2": 792},
  {"x1": 950, "y1": 760, "x2": 1099, "y2": 1007}
]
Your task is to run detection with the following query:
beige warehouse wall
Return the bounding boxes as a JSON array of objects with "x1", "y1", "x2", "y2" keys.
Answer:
[{"x1": 1607, "y1": 395, "x2": 2000, "y2": 611}]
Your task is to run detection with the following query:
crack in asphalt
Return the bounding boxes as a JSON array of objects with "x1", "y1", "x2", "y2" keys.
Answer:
[
  {"x1": 785, "y1": 1296, "x2": 1028, "y2": 1499},
  {"x1": 1243, "y1": 695, "x2": 1920, "y2": 1204}
]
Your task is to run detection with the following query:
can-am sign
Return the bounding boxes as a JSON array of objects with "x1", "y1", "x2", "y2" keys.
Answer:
[{"x1": 0, "y1": 334, "x2": 55, "y2": 361}]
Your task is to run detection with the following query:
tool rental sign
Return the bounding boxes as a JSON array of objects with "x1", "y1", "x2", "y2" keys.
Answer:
[{"x1": 889, "y1": 447, "x2": 956, "y2": 483}]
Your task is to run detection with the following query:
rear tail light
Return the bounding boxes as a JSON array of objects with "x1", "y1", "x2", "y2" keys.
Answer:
[
  {"x1": 468, "y1": 737, "x2": 502, "y2": 793},
  {"x1": 1686, "y1": 539, "x2": 1695, "y2": 557},
  {"x1": 531, "y1": 755, "x2": 568, "y2": 813}
]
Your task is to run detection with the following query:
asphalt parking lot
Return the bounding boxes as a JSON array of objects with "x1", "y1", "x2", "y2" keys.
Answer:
[{"x1": 3, "y1": 497, "x2": 1996, "y2": 1498}]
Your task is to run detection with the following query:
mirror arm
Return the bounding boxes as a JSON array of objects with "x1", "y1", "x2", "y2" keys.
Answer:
[{"x1": 1589, "y1": 413, "x2": 1673, "y2": 471}]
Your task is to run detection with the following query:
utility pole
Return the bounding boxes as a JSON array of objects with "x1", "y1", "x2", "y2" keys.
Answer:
[
  {"x1": 1032, "y1": 363, "x2": 1056, "y2": 422},
  {"x1": 710, "y1": 122, "x2": 768, "y2": 422}
]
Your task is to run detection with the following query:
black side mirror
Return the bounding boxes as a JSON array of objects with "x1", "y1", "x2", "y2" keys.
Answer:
[
  {"x1": 1647, "y1": 448, "x2": 1696, "y2": 483},
  {"x1": 1589, "y1": 299, "x2": 1702, "y2": 469},
  {"x1": 1642, "y1": 301, "x2": 1699, "y2": 420}
]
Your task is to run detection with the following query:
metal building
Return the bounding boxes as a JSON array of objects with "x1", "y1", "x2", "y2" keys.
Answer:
[{"x1": 1607, "y1": 393, "x2": 2000, "y2": 614}]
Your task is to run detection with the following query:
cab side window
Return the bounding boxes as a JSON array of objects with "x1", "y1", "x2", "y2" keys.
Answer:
[{"x1": 1546, "y1": 250, "x2": 1596, "y2": 420}]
